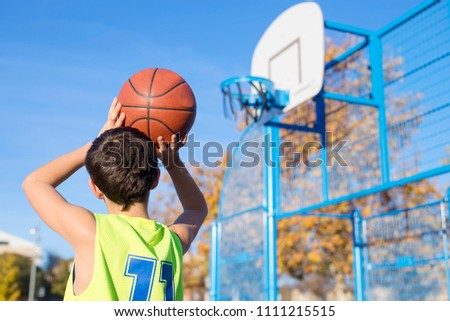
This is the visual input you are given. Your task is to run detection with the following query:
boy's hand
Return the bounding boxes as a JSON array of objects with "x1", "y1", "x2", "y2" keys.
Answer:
[
  {"x1": 157, "y1": 134, "x2": 187, "y2": 169},
  {"x1": 98, "y1": 98, "x2": 126, "y2": 137}
]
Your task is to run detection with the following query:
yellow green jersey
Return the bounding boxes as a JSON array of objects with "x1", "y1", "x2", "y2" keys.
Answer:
[{"x1": 64, "y1": 213, "x2": 183, "y2": 301}]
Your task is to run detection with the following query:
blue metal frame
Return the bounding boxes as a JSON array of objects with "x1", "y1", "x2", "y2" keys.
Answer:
[
  {"x1": 352, "y1": 210, "x2": 365, "y2": 300},
  {"x1": 211, "y1": 0, "x2": 450, "y2": 301},
  {"x1": 209, "y1": 222, "x2": 218, "y2": 300},
  {"x1": 276, "y1": 165, "x2": 450, "y2": 219},
  {"x1": 264, "y1": 121, "x2": 321, "y2": 134},
  {"x1": 324, "y1": 21, "x2": 374, "y2": 37},
  {"x1": 315, "y1": 91, "x2": 329, "y2": 202},
  {"x1": 369, "y1": 34, "x2": 390, "y2": 184},
  {"x1": 322, "y1": 92, "x2": 378, "y2": 107},
  {"x1": 325, "y1": 39, "x2": 369, "y2": 69},
  {"x1": 263, "y1": 126, "x2": 280, "y2": 300},
  {"x1": 444, "y1": 190, "x2": 450, "y2": 300}
]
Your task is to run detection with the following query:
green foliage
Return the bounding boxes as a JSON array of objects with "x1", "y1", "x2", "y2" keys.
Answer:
[
  {"x1": 45, "y1": 253, "x2": 71, "y2": 300},
  {"x1": 49, "y1": 259, "x2": 71, "y2": 298},
  {"x1": 0, "y1": 253, "x2": 22, "y2": 300},
  {"x1": 0, "y1": 253, "x2": 32, "y2": 300}
]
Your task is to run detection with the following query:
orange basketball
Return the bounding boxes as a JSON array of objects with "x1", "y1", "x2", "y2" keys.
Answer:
[{"x1": 117, "y1": 68, "x2": 196, "y2": 142}]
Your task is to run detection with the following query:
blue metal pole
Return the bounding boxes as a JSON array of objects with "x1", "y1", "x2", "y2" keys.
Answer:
[
  {"x1": 445, "y1": 189, "x2": 450, "y2": 300},
  {"x1": 263, "y1": 125, "x2": 280, "y2": 300},
  {"x1": 369, "y1": 34, "x2": 390, "y2": 184},
  {"x1": 276, "y1": 164, "x2": 450, "y2": 219},
  {"x1": 216, "y1": 221, "x2": 222, "y2": 300},
  {"x1": 209, "y1": 221, "x2": 218, "y2": 300},
  {"x1": 322, "y1": 92, "x2": 378, "y2": 107},
  {"x1": 314, "y1": 91, "x2": 329, "y2": 202},
  {"x1": 361, "y1": 219, "x2": 370, "y2": 300},
  {"x1": 352, "y1": 209, "x2": 365, "y2": 300},
  {"x1": 325, "y1": 21, "x2": 374, "y2": 37},
  {"x1": 325, "y1": 38, "x2": 369, "y2": 70}
]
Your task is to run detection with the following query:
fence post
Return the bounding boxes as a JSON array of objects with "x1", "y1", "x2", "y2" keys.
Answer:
[
  {"x1": 443, "y1": 189, "x2": 450, "y2": 300},
  {"x1": 314, "y1": 90, "x2": 329, "y2": 202},
  {"x1": 209, "y1": 221, "x2": 219, "y2": 300},
  {"x1": 352, "y1": 209, "x2": 365, "y2": 300},
  {"x1": 369, "y1": 33, "x2": 390, "y2": 185},
  {"x1": 264, "y1": 125, "x2": 280, "y2": 300}
]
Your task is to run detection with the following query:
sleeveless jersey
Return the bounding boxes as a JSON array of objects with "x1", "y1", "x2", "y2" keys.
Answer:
[{"x1": 64, "y1": 213, "x2": 183, "y2": 301}]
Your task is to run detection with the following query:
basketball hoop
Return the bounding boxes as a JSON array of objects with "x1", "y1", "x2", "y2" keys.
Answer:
[{"x1": 220, "y1": 76, "x2": 289, "y2": 125}]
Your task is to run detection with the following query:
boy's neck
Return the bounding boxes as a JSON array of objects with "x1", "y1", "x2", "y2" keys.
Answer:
[{"x1": 105, "y1": 200, "x2": 150, "y2": 219}]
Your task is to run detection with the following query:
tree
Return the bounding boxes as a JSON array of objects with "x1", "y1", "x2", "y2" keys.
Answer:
[
  {"x1": 0, "y1": 253, "x2": 22, "y2": 300},
  {"x1": 44, "y1": 253, "x2": 71, "y2": 300},
  {"x1": 150, "y1": 163, "x2": 225, "y2": 299},
  {"x1": 0, "y1": 253, "x2": 44, "y2": 301}
]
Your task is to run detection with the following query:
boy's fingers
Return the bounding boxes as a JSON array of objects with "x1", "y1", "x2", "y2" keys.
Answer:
[
  {"x1": 157, "y1": 137, "x2": 167, "y2": 152},
  {"x1": 178, "y1": 135, "x2": 188, "y2": 148},
  {"x1": 170, "y1": 135, "x2": 177, "y2": 150},
  {"x1": 109, "y1": 98, "x2": 118, "y2": 113},
  {"x1": 115, "y1": 112, "x2": 126, "y2": 126},
  {"x1": 110, "y1": 103, "x2": 122, "y2": 122}
]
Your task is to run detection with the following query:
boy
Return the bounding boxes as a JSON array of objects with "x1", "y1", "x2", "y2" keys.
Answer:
[{"x1": 22, "y1": 98, "x2": 208, "y2": 300}]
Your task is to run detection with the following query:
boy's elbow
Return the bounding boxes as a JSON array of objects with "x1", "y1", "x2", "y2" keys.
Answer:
[
  {"x1": 22, "y1": 175, "x2": 36, "y2": 192},
  {"x1": 22, "y1": 176, "x2": 30, "y2": 191}
]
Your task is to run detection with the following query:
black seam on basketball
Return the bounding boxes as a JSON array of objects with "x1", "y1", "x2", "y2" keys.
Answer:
[
  {"x1": 127, "y1": 79, "x2": 148, "y2": 98},
  {"x1": 121, "y1": 105, "x2": 196, "y2": 111},
  {"x1": 148, "y1": 69, "x2": 158, "y2": 138},
  {"x1": 150, "y1": 81, "x2": 187, "y2": 98},
  {"x1": 148, "y1": 68, "x2": 159, "y2": 98},
  {"x1": 129, "y1": 117, "x2": 176, "y2": 135}
]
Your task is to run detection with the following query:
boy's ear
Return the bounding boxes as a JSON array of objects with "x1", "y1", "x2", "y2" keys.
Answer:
[
  {"x1": 150, "y1": 168, "x2": 160, "y2": 190},
  {"x1": 88, "y1": 178, "x2": 104, "y2": 199}
]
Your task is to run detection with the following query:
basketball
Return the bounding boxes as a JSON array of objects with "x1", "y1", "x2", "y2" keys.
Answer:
[{"x1": 117, "y1": 68, "x2": 196, "y2": 142}]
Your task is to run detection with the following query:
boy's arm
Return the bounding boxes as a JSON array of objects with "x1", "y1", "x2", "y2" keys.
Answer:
[
  {"x1": 22, "y1": 98, "x2": 125, "y2": 247},
  {"x1": 22, "y1": 143, "x2": 95, "y2": 247},
  {"x1": 159, "y1": 136, "x2": 208, "y2": 255}
]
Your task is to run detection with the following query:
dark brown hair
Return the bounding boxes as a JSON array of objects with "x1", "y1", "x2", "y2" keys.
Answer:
[{"x1": 85, "y1": 127, "x2": 159, "y2": 210}]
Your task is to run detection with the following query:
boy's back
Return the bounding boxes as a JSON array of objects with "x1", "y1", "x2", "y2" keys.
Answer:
[
  {"x1": 64, "y1": 214, "x2": 183, "y2": 300},
  {"x1": 22, "y1": 99, "x2": 208, "y2": 301}
]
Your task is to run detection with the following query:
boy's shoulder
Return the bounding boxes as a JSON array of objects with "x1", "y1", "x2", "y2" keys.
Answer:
[{"x1": 94, "y1": 213, "x2": 181, "y2": 246}]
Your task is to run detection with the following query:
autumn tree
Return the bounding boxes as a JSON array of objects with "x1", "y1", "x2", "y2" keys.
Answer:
[
  {"x1": 0, "y1": 253, "x2": 22, "y2": 300},
  {"x1": 150, "y1": 162, "x2": 225, "y2": 299},
  {"x1": 0, "y1": 253, "x2": 44, "y2": 301}
]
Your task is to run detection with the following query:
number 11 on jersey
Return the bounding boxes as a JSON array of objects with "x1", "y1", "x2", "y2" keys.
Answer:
[{"x1": 124, "y1": 254, "x2": 174, "y2": 301}]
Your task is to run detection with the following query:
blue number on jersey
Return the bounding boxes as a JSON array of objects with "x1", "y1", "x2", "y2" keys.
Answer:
[
  {"x1": 124, "y1": 255, "x2": 175, "y2": 301},
  {"x1": 159, "y1": 261, "x2": 174, "y2": 301}
]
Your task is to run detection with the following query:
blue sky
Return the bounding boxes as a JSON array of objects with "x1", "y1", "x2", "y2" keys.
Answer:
[{"x1": 0, "y1": 0, "x2": 425, "y2": 258}]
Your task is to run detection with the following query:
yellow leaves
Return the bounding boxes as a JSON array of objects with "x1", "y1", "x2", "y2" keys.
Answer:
[
  {"x1": 306, "y1": 251, "x2": 321, "y2": 264},
  {"x1": 152, "y1": 162, "x2": 226, "y2": 293},
  {"x1": 0, "y1": 253, "x2": 24, "y2": 301}
]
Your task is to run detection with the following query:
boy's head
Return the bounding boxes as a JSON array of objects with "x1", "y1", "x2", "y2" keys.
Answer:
[{"x1": 85, "y1": 127, "x2": 159, "y2": 210}]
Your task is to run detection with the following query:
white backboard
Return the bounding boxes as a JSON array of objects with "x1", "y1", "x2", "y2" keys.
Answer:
[{"x1": 251, "y1": 2, "x2": 324, "y2": 112}]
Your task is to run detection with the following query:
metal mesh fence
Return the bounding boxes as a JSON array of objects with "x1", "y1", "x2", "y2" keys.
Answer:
[
  {"x1": 364, "y1": 201, "x2": 449, "y2": 300},
  {"x1": 214, "y1": 0, "x2": 450, "y2": 301},
  {"x1": 382, "y1": 0, "x2": 450, "y2": 180},
  {"x1": 220, "y1": 125, "x2": 264, "y2": 217},
  {"x1": 217, "y1": 125, "x2": 265, "y2": 300},
  {"x1": 219, "y1": 208, "x2": 265, "y2": 300}
]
